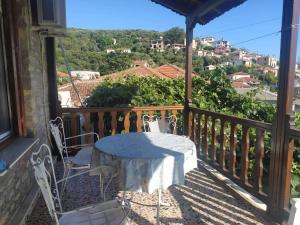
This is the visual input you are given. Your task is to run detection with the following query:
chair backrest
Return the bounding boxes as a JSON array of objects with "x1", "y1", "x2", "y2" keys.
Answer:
[
  {"x1": 30, "y1": 144, "x2": 62, "y2": 224},
  {"x1": 49, "y1": 117, "x2": 68, "y2": 160},
  {"x1": 142, "y1": 114, "x2": 177, "y2": 133},
  {"x1": 142, "y1": 115, "x2": 160, "y2": 132},
  {"x1": 165, "y1": 115, "x2": 177, "y2": 133}
]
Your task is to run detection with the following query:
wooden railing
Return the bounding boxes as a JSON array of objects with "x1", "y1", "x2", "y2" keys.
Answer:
[
  {"x1": 62, "y1": 106, "x2": 184, "y2": 145},
  {"x1": 188, "y1": 107, "x2": 273, "y2": 203},
  {"x1": 61, "y1": 105, "x2": 300, "y2": 219}
]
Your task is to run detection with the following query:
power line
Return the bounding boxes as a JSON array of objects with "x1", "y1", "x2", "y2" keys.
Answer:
[
  {"x1": 230, "y1": 23, "x2": 299, "y2": 47},
  {"x1": 198, "y1": 17, "x2": 280, "y2": 39},
  {"x1": 231, "y1": 30, "x2": 281, "y2": 47},
  {"x1": 209, "y1": 17, "x2": 280, "y2": 36}
]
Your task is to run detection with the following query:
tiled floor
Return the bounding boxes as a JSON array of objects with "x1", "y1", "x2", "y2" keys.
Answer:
[{"x1": 26, "y1": 164, "x2": 278, "y2": 225}]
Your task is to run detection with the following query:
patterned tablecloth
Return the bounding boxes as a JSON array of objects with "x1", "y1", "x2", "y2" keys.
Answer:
[{"x1": 92, "y1": 132, "x2": 197, "y2": 194}]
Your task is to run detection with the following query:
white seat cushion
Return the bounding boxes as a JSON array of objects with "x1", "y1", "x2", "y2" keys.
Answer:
[
  {"x1": 71, "y1": 146, "x2": 93, "y2": 166},
  {"x1": 59, "y1": 200, "x2": 129, "y2": 225}
]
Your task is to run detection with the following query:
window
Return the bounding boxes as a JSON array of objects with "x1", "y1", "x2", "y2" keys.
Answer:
[{"x1": 0, "y1": 6, "x2": 13, "y2": 143}]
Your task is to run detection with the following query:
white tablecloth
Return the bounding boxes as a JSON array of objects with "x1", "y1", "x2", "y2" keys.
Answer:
[{"x1": 92, "y1": 132, "x2": 197, "y2": 194}]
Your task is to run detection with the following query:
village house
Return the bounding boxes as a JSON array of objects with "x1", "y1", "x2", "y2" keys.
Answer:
[
  {"x1": 213, "y1": 40, "x2": 230, "y2": 50},
  {"x1": 199, "y1": 36, "x2": 215, "y2": 46},
  {"x1": 257, "y1": 55, "x2": 278, "y2": 68},
  {"x1": 106, "y1": 48, "x2": 132, "y2": 53},
  {"x1": 150, "y1": 37, "x2": 164, "y2": 52},
  {"x1": 70, "y1": 70, "x2": 100, "y2": 80},
  {"x1": 205, "y1": 64, "x2": 216, "y2": 70}
]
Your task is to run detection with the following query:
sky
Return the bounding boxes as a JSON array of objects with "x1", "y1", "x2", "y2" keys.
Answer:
[{"x1": 66, "y1": 0, "x2": 299, "y2": 58}]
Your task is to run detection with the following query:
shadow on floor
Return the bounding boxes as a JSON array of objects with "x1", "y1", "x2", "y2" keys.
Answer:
[{"x1": 25, "y1": 164, "x2": 278, "y2": 225}]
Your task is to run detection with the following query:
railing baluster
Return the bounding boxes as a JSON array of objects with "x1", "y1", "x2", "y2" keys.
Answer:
[
  {"x1": 241, "y1": 126, "x2": 250, "y2": 184},
  {"x1": 193, "y1": 112, "x2": 197, "y2": 143},
  {"x1": 136, "y1": 111, "x2": 142, "y2": 132},
  {"x1": 203, "y1": 115, "x2": 209, "y2": 160},
  {"x1": 71, "y1": 113, "x2": 77, "y2": 145},
  {"x1": 124, "y1": 111, "x2": 130, "y2": 133},
  {"x1": 211, "y1": 118, "x2": 217, "y2": 162},
  {"x1": 160, "y1": 110, "x2": 166, "y2": 132},
  {"x1": 98, "y1": 112, "x2": 104, "y2": 138},
  {"x1": 111, "y1": 111, "x2": 117, "y2": 135},
  {"x1": 149, "y1": 110, "x2": 154, "y2": 116},
  {"x1": 171, "y1": 109, "x2": 177, "y2": 134},
  {"x1": 254, "y1": 129, "x2": 265, "y2": 193},
  {"x1": 188, "y1": 111, "x2": 193, "y2": 138},
  {"x1": 197, "y1": 113, "x2": 202, "y2": 149},
  {"x1": 229, "y1": 123, "x2": 237, "y2": 176},
  {"x1": 84, "y1": 112, "x2": 91, "y2": 144},
  {"x1": 219, "y1": 120, "x2": 226, "y2": 170}
]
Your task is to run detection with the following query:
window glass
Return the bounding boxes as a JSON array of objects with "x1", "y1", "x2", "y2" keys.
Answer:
[{"x1": 0, "y1": 9, "x2": 12, "y2": 141}]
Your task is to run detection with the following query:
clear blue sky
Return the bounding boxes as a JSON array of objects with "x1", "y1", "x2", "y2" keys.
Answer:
[{"x1": 66, "y1": 0, "x2": 299, "y2": 58}]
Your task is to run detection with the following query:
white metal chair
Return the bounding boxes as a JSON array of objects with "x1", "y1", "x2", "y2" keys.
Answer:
[
  {"x1": 49, "y1": 117, "x2": 116, "y2": 197},
  {"x1": 30, "y1": 144, "x2": 130, "y2": 225},
  {"x1": 142, "y1": 114, "x2": 177, "y2": 133}
]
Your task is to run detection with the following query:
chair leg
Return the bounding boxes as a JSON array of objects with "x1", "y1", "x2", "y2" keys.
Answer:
[
  {"x1": 61, "y1": 167, "x2": 71, "y2": 194},
  {"x1": 99, "y1": 173, "x2": 104, "y2": 199},
  {"x1": 103, "y1": 175, "x2": 114, "y2": 202}
]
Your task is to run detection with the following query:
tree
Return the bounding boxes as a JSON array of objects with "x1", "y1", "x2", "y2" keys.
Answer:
[
  {"x1": 163, "y1": 27, "x2": 185, "y2": 45},
  {"x1": 98, "y1": 52, "x2": 132, "y2": 75}
]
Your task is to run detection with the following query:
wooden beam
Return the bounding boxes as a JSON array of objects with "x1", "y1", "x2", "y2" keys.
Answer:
[
  {"x1": 268, "y1": 0, "x2": 300, "y2": 223},
  {"x1": 184, "y1": 17, "x2": 195, "y2": 136},
  {"x1": 189, "y1": 0, "x2": 225, "y2": 20}
]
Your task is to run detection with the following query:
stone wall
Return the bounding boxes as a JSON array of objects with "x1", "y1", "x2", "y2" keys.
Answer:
[
  {"x1": 0, "y1": 142, "x2": 39, "y2": 225},
  {"x1": 0, "y1": 0, "x2": 52, "y2": 224}
]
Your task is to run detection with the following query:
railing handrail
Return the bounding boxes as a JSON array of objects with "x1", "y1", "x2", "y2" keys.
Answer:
[
  {"x1": 62, "y1": 105, "x2": 184, "y2": 113},
  {"x1": 190, "y1": 107, "x2": 272, "y2": 131}
]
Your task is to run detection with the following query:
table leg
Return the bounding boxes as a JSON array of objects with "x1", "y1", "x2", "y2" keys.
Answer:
[
  {"x1": 157, "y1": 189, "x2": 170, "y2": 225},
  {"x1": 157, "y1": 189, "x2": 161, "y2": 225}
]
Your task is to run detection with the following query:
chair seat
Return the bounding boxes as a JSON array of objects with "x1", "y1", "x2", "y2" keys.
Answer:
[
  {"x1": 59, "y1": 200, "x2": 129, "y2": 225},
  {"x1": 71, "y1": 146, "x2": 93, "y2": 166}
]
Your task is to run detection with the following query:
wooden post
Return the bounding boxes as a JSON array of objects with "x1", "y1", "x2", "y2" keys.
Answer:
[
  {"x1": 184, "y1": 16, "x2": 196, "y2": 136},
  {"x1": 268, "y1": 0, "x2": 300, "y2": 223}
]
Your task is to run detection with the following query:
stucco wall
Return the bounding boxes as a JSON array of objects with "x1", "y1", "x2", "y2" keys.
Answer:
[{"x1": 0, "y1": 0, "x2": 51, "y2": 224}]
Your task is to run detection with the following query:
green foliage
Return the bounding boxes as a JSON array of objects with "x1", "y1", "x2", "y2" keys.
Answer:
[
  {"x1": 87, "y1": 69, "x2": 275, "y2": 123},
  {"x1": 163, "y1": 27, "x2": 185, "y2": 45},
  {"x1": 202, "y1": 46, "x2": 215, "y2": 51},
  {"x1": 98, "y1": 52, "x2": 132, "y2": 75},
  {"x1": 56, "y1": 77, "x2": 70, "y2": 85}
]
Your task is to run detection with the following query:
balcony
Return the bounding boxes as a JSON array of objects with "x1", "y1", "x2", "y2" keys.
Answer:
[{"x1": 24, "y1": 105, "x2": 281, "y2": 224}]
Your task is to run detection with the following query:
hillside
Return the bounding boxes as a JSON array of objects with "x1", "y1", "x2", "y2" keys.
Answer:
[
  {"x1": 56, "y1": 28, "x2": 173, "y2": 74},
  {"x1": 55, "y1": 27, "x2": 229, "y2": 75}
]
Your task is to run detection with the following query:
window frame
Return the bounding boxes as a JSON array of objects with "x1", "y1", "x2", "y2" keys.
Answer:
[{"x1": 0, "y1": 1, "x2": 14, "y2": 143}]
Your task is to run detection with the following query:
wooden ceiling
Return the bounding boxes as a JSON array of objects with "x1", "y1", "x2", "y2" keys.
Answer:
[{"x1": 150, "y1": 0, "x2": 247, "y2": 25}]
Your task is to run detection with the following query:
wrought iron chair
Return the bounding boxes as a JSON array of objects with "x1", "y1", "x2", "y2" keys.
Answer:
[
  {"x1": 142, "y1": 114, "x2": 177, "y2": 133},
  {"x1": 30, "y1": 144, "x2": 130, "y2": 225},
  {"x1": 49, "y1": 117, "x2": 116, "y2": 196}
]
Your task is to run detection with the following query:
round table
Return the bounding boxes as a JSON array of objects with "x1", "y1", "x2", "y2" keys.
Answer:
[{"x1": 92, "y1": 132, "x2": 197, "y2": 194}]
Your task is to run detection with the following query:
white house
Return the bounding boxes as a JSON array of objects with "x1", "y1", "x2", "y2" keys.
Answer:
[
  {"x1": 200, "y1": 36, "x2": 215, "y2": 46},
  {"x1": 205, "y1": 64, "x2": 216, "y2": 70},
  {"x1": 257, "y1": 55, "x2": 278, "y2": 68},
  {"x1": 58, "y1": 91, "x2": 73, "y2": 107},
  {"x1": 106, "y1": 48, "x2": 131, "y2": 54},
  {"x1": 229, "y1": 72, "x2": 251, "y2": 80},
  {"x1": 151, "y1": 37, "x2": 165, "y2": 52},
  {"x1": 70, "y1": 71, "x2": 100, "y2": 80},
  {"x1": 213, "y1": 40, "x2": 230, "y2": 50},
  {"x1": 230, "y1": 50, "x2": 247, "y2": 60}
]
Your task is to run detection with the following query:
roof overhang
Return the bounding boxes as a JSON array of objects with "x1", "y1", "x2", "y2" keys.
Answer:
[{"x1": 150, "y1": 0, "x2": 247, "y2": 25}]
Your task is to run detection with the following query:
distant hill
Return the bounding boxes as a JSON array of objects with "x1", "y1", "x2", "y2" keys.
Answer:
[{"x1": 56, "y1": 28, "x2": 166, "y2": 74}]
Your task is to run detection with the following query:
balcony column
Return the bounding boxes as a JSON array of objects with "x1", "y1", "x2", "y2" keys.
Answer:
[
  {"x1": 268, "y1": 0, "x2": 300, "y2": 223},
  {"x1": 184, "y1": 16, "x2": 196, "y2": 136}
]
